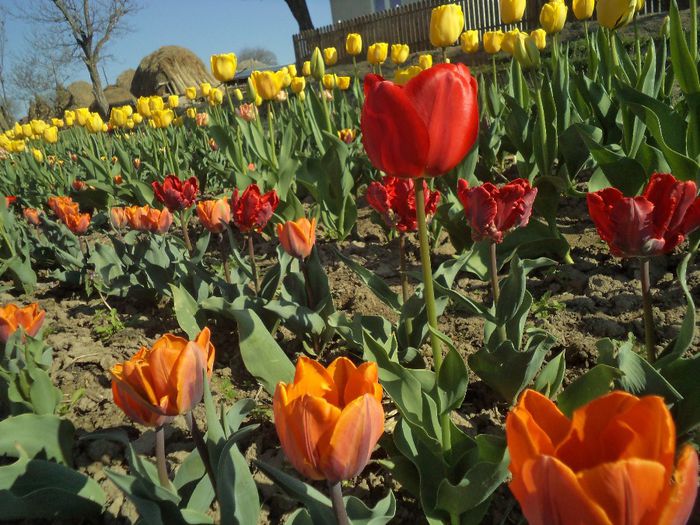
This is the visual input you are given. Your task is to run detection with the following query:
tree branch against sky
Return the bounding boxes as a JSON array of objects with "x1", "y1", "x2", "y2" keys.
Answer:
[
  {"x1": 13, "y1": 0, "x2": 140, "y2": 116},
  {"x1": 284, "y1": 0, "x2": 314, "y2": 31}
]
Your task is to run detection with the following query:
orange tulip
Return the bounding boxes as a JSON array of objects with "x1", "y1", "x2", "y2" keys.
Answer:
[
  {"x1": 61, "y1": 210, "x2": 91, "y2": 235},
  {"x1": 110, "y1": 207, "x2": 128, "y2": 229},
  {"x1": 506, "y1": 389, "x2": 698, "y2": 525},
  {"x1": 23, "y1": 208, "x2": 41, "y2": 225},
  {"x1": 48, "y1": 196, "x2": 78, "y2": 221},
  {"x1": 196, "y1": 198, "x2": 231, "y2": 233},
  {"x1": 111, "y1": 328, "x2": 215, "y2": 427},
  {"x1": 273, "y1": 356, "x2": 384, "y2": 482},
  {"x1": 0, "y1": 303, "x2": 46, "y2": 343},
  {"x1": 277, "y1": 217, "x2": 316, "y2": 259},
  {"x1": 124, "y1": 205, "x2": 173, "y2": 234}
]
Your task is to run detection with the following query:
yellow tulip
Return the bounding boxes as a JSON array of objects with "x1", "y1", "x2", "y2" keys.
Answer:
[
  {"x1": 291, "y1": 76, "x2": 306, "y2": 94},
  {"x1": 302, "y1": 61, "x2": 311, "y2": 76},
  {"x1": 30, "y1": 119, "x2": 47, "y2": 135},
  {"x1": 280, "y1": 67, "x2": 293, "y2": 87},
  {"x1": 149, "y1": 96, "x2": 164, "y2": 113},
  {"x1": 132, "y1": 113, "x2": 143, "y2": 125},
  {"x1": 418, "y1": 54, "x2": 433, "y2": 69},
  {"x1": 0, "y1": 134, "x2": 9, "y2": 150},
  {"x1": 514, "y1": 32, "x2": 540, "y2": 69},
  {"x1": 322, "y1": 73, "x2": 337, "y2": 90},
  {"x1": 136, "y1": 97, "x2": 152, "y2": 117},
  {"x1": 185, "y1": 86, "x2": 197, "y2": 100},
  {"x1": 86, "y1": 112, "x2": 104, "y2": 133},
  {"x1": 460, "y1": 30, "x2": 479, "y2": 53},
  {"x1": 200, "y1": 82, "x2": 212, "y2": 96},
  {"x1": 110, "y1": 107, "x2": 128, "y2": 128},
  {"x1": 186, "y1": 107, "x2": 196, "y2": 119},
  {"x1": 391, "y1": 44, "x2": 410, "y2": 64},
  {"x1": 287, "y1": 64, "x2": 297, "y2": 77},
  {"x1": 500, "y1": 0, "x2": 526, "y2": 23},
  {"x1": 122, "y1": 105, "x2": 133, "y2": 117},
  {"x1": 32, "y1": 148, "x2": 43, "y2": 163},
  {"x1": 597, "y1": 0, "x2": 636, "y2": 29},
  {"x1": 529, "y1": 28, "x2": 547, "y2": 49},
  {"x1": 367, "y1": 43, "x2": 388, "y2": 65},
  {"x1": 167, "y1": 95, "x2": 179, "y2": 109},
  {"x1": 11, "y1": 140, "x2": 25, "y2": 153},
  {"x1": 21, "y1": 124, "x2": 33, "y2": 139},
  {"x1": 336, "y1": 76, "x2": 351, "y2": 90},
  {"x1": 540, "y1": 0, "x2": 568, "y2": 34},
  {"x1": 573, "y1": 0, "x2": 595, "y2": 19},
  {"x1": 251, "y1": 70, "x2": 285, "y2": 100},
  {"x1": 151, "y1": 109, "x2": 174, "y2": 128},
  {"x1": 430, "y1": 4, "x2": 464, "y2": 47},
  {"x1": 501, "y1": 29, "x2": 524, "y2": 55},
  {"x1": 636, "y1": 0, "x2": 644, "y2": 11},
  {"x1": 126, "y1": 118, "x2": 135, "y2": 130},
  {"x1": 210, "y1": 53, "x2": 237, "y2": 82},
  {"x1": 75, "y1": 107, "x2": 90, "y2": 126},
  {"x1": 233, "y1": 88, "x2": 243, "y2": 101},
  {"x1": 12, "y1": 122, "x2": 22, "y2": 137},
  {"x1": 346, "y1": 33, "x2": 362, "y2": 56},
  {"x1": 102, "y1": 123, "x2": 108, "y2": 133},
  {"x1": 394, "y1": 65, "x2": 423, "y2": 86},
  {"x1": 208, "y1": 88, "x2": 223, "y2": 105},
  {"x1": 323, "y1": 47, "x2": 338, "y2": 66}
]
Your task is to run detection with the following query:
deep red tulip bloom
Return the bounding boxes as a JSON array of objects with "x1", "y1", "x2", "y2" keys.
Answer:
[
  {"x1": 361, "y1": 63, "x2": 478, "y2": 179},
  {"x1": 152, "y1": 174, "x2": 199, "y2": 212},
  {"x1": 4, "y1": 196, "x2": 17, "y2": 206},
  {"x1": 231, "y1": 184, "x2": 279, "y2": 233},
  {"x1": 457, "y1": 178, "x2": 537, "y2": 243},
  {"x1": 366, "y1": 176, "x2": 440, "y2": 232},
  {"x1": 587, "y1": 173, "x2": 700, "y2": 258}
]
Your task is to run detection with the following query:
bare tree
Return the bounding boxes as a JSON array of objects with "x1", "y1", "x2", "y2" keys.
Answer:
[
  {"x1": 14, "y1": 0, "x2": 140, "y2": 116},
  {"x1": 284, "y1": 0, "x2": 314, "y2": 32},
  {"x1": 238, "y1": 47, "x2": 278, "y2": 66}
]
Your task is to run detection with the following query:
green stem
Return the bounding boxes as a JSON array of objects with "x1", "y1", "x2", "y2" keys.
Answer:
[
  {"x1": 533, "y1": 81, "x2": 549, "y2": 177},
  {"x1": 415, "y1": 181, "x2": 451, "y2": 453},
  {"x1": 328, "y1": 482, "x2": 349, "y2": 525},
  {"x1": 441, "y1": 47, "x2": 447, "y2": 63},
  {"x1": 220, "y1": 234, "x2": 231, "y2": 284},
  {"x1": 302, "y1": 259, "x2": 321, "y2": 354},
  {"x1": 490, "y1": 241, "x2": 507, "y2": 344},
  {"x1": 399, "y1": 233, "x2": 413, "y2": 343},
  {"x1": 247, "y1": 233, "x2": 259, "y2": 294},
  {"x1": 492, "y1": 55, "x2": 498, "y2": 90},
  {"x1": 180, "y1": 210, "x2": 192, "y2": 252},
  {"x1": 267, "y1": 102, "x2": 278, "y2": 168},
  {"x1": 634, "y1": 16, "x2": 642, "y2": 72},
  {"x1": 640, "y1": 258, "x2": 656, "y2": 362},
  {"x1": 155, "y1": 426, "x2": 170, "y2": 487},
  {"x1": 184, "y1": 412, "x2": 217, "y2": 491},
  {"x1": 378, "y1": 63, "x2": 383, "y2": 77},
  {"x1": 352, "y1": 55, "x2": 358, "y2": 80},
  {"x1": 691, "y1": 0, "x2": 698, "y2": 61}
]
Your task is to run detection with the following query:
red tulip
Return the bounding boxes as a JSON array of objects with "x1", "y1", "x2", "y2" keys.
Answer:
[
  {"x1": 360, "y1": 63, "x2": 478, "y2": 179},
  {"x1": 457, "y1": 178, "x2": 537, "y2": 243},
  {"x1": 587, "y1": 173, "x2": 700, "y2": 257},
  {"x1": 152, "y1": 174, "x2": 199, "y2": 212},
  {"x1": 231, "y1": 184, "x2": 279, "y2": 233},
  {"x1": 366, "y1": 176, "x2": 440, "y2": 232},
  {"x1": 4, "y1": 196, "x2": 16, "y2": 206},
  {"x1": 506, "y1": 389, "x2": 698, "y2": 525}
]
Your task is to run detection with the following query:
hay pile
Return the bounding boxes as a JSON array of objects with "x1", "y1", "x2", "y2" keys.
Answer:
[
  {"x1": 66, "y1": 81, "x2": 95, "y2": 109},
  {"x1": 115, "y1": 69, "x2": 136, "y2": 92},
  {"x1": 90, "y1": 85, "x2": 135, "y2": 112},
  {"x1": 131, "y1": 46, "x2": 214, "y2": 97}
]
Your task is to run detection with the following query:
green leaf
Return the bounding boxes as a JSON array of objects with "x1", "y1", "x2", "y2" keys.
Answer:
[
  {"x1": 170, "y1": 284, "x2": 203, "y2": 339},
  {"x1": 669, "y1": 0, "x2": 700, "y2": 94},
  {"x1": 217, "y1": 436, "x2": 260, "y2": 525},
  {"x1": 0, "y1": 414, "x2": 74, "y2": 464},
  {"x1": 345, "y1": 491, "x2": 396, "y2": 524},
  {"x1": 0, "y1": 457, "x2": 105, "y2": 520},
  {"x1": 435, "y1": 340, "x2": 468, "y2": 415},
  {"x1": 534, "y1": 351, "x2": 566, "y2": 398},
  {"x1": 230, "y1": 309, "x2": 294, "y2": 395},
  {"x1": 557, "y1": 364, "x2": 622, "y2": 416}
]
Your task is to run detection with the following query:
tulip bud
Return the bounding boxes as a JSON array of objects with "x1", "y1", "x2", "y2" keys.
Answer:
[
  {"x1": 336, "y1": 76, "x2": 351, "y2": 90},
  {"x1": 200, "y1": 82, "x2": 212, "y2": 96},
  {"x1": 515, "y1": 33, "x2": 541, "y2": 69},
  {"x1": 185, "y1": 86, "x2": 197, "y2": 100},
  {"x1": 287, "y1": 64, "x2": 297, "y2": 77},
  {"x1": 540, "y1": 0, "x2": 568, "y2": 34},
  {"x1": 168, "y1": 95, "x2": 179, "y2": 108},
  {"x1": 302, "y1": 61, "x2": 311, "y2": 76},
  {"x1": 247, "y1": 77, "x2": 258, "y2": 102},
  {"x1": 43, "y1": 126, "x2": 59, "y2": 144},
  {"x1": 186, "y1": 107, "x2": 196, "y2": 119},
  {"x1": 208, "y1": 88, "x2": 224, "y2": 106},
  {"x1": 133, "y1": 158, "x2": 141, "y2": 170},
  {"x1": 277, "y1": 217, "x2": 316, "y2": 259},
  {"x1": 418, "y1": 54, "x2": 433, "y2": 69},
  {"x1": 311, "y1": 47, "x2": 325, "y2": 81},
  {"x1": 430, "y1": 4, "x2": 464, "y2": 48},
  {"x1": 391, "y1": 43, "x2": 410, "y2": 64},
  {"x1": 573, "y1": 0, "x2": 595, "y2": 19},
  {"x1": 322, "y1": 73, "x2": 337, "y2": 90},
  {"x1": 460, "y1": 30, "x2": 479, "y2": 53},
  {"x1": 500, "y1": 0, "x2": 526, "y2": 23},
  {"x1": 367, "y1": 43, "x2": 389, "y2": 65},
  {"x1": 323, "y1": 47, "x2": 338, "y2": 66},
  {"x1": 291, "y1": 76, "x2": 306, "y2": 94},
  {"x1": 233, "y1": 88, "x2": 243, "y2": 101},
  {"x1": 32, "y1": 148, "x2": 44, "y2": 163},
  {"x1": 529, "y1": 28, "x2": 547, "y2": 49},
  {"x1": 660, "y1": 15, "x2": 670, "y2": 37},
  {"x1": 346, "y1": 33, "x2": 362, "y2": 56}
]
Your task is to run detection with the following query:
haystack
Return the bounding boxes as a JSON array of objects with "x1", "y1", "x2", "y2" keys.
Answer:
[
  {"x1": 66, "y1": 81, "x2": 95, "y2": 109},
  {"x1": 90, "y1": 85, "x2": 135, "y2": 112},
  {"x1": 131, "y1": 46, "x2": 214, "y2": 97},
  {"x1": 115, "y1": 69, "x2": 136, "y2": 92}
]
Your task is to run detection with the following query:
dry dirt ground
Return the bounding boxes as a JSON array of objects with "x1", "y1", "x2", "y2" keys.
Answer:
[{"x1": 3, "y1": 195, "x2": 699, "y2": 524}]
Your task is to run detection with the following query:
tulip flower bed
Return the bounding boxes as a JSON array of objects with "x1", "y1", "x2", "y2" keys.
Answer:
[{"x1": 1, "y1": 1, "x2": 700, "y2": 524}]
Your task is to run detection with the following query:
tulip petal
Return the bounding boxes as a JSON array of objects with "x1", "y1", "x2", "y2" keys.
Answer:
[
  {"x1": 512, "y1": 455, "x2": 611, "y2": 525},
  {"x1": 404, "y1": 63, "x2": 478, "y2": 176},
  {"x1": 318, "y1": 393, "x2": 384, "y2": 482},
  {"x1": 577, "y1": 458, "x2": 667, "y2": 524},
  {"x1": 172, "y1": 341, "x2": 205, "y2": 414},
  {"x1": 285, "y1": 355, "x2": 338, "y2": 404},
  {"x1": 147, "y1": 334, "x2": 190, "y2": 396},
  {"x1": 361, "y1": 75, "x2": 429, "y2": 178},
  {"x1": 274, "y1": 390, "x2": 340, "y2": 480},
  {"x1": 656, "y1": 444, "x2": 699, "y2": 525},
  {"x1": 344, "y1": 361, "x2": 383, "y2": 405},
  {"x1": 326, "y1": 357, "x2": 356, "y2": 406}
]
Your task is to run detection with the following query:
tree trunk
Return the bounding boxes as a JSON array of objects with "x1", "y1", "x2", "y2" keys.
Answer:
[
  {"x1": 85, "y1": 55, "x2": 108, "y2": 117},
  {"x1": 284, "y1": 0, "x2": 314, "y2": 31}
]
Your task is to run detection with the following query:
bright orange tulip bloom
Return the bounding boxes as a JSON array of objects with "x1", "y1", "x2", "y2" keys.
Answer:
[
  {"x1": 110, "y1": 207, "x2": 128, "y2": 229},
  {"x1": 124, "y1": 205, "x2": 173, "y2": 234},
  {"x1": 23, "y1": 208, "x2": 41, "y2": 225},
  {"x1": 111, "y1": 328, "x2": 215, "y2": 427},
  {"x1": 506, "y1": 389, "x2": 698, "y2": 525},
  {"x1": 196, "y1": 198, "x2": 231, "y2": 233},
  {"x1": 48, "y1": 196, "x2": 78, "y2": 221},
  {"x1": 277, "y1": 217, "x2": 316, "y2": 259},
  {"x1": 273, "y1": 356, "x2": 384, "y2": 482},
  {"x1": 61, "y1": 210, "x2": 91, "y2": 235},
  {"x1": 0, "y1": 303, "x2": 46, "y2": 343}
]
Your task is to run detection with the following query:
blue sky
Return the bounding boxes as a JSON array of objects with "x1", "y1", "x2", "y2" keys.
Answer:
[{"x1": 6, "y1": 0, "x2": 332, "y2": 93}]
